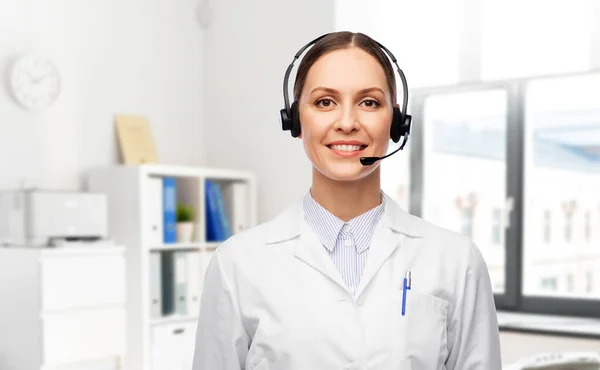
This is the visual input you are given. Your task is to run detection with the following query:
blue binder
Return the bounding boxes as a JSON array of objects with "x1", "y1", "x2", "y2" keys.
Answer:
[
  {"x1": 163, "y1": 177, "x2": 177, "y2": 244},
  {"x1": 205, "y1": 180, "x2": 223, "y2": 241}
]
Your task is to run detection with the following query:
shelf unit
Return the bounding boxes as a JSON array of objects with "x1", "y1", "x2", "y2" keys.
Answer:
[{"x1": 86, "y1": 164, "x2": 257, "y2": 370}]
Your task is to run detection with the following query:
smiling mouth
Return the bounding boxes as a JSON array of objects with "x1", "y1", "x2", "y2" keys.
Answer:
[{"x1": 326, "y1": 144, "x2": 367, "y2": 152}]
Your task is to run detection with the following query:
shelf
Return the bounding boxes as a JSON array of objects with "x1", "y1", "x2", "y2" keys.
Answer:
[
  {"x1": 151, "y1": 314, "x2": 199, "y2": 326},
  {"x1": 149, "y1": 242, "x2": 221, "y2": 252}
]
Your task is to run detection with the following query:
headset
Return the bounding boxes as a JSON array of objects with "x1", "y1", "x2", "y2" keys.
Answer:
[{"x1": 279, "y1": 32, "x2": 412, "y2": 166}]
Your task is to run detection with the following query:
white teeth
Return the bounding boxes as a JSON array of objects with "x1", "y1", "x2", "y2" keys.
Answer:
[{"x1": 330, "y1": 144, "x2": 363, "y2": 152}]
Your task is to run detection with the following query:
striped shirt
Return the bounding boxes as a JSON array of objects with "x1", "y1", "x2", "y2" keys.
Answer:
[{"x1": 303, "y1": 190, "x2": 386, "y2": 294}]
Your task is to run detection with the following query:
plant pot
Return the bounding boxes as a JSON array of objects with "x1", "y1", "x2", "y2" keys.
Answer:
[{"x1": 176, "y1": 221, "x2": 194, "y2": 243}]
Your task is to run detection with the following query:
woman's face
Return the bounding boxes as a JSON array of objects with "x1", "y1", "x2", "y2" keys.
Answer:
[{"x1": 298, "y1": 47, "x2": 394, "y2": 182}]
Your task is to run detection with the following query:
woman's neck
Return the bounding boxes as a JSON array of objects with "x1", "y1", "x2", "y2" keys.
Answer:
[{"x1": 310, "y1": 167, "x2": 382, "y2": 222}]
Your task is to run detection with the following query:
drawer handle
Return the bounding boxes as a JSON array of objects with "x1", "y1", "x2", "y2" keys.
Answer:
[{"x1": 173, "y1": 328, "x2": 185, "y2": 335}]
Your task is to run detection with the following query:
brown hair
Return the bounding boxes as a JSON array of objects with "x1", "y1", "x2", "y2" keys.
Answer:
[{"x1": 293, "y1": 31, "x2": 397, "y2": 105}]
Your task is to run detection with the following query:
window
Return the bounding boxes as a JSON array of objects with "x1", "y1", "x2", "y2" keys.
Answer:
[
  {"x1": 420, "y1": 89, "x2": 507, "y2": 294},
  {"x1": 491, "y1": 208, "x2": 502, "y2": 245},
  {"x1": 523, "y1": 74, "x2": 600, "y2": 305},
  {"x1": 409, "y1": 71, "x2": 600, "y2": 316}
]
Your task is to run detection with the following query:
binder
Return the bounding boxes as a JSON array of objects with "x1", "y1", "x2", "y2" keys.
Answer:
[
  {"x1": 212, "y1": 183, "x2": 232, "y2": 239},
  {"x1": 148, "y1": 178, "x2": 164, "y2": 246},
  {"x1": 163, "y1": 177, "x2": 177, "y2": 244},
  {"x1": 205, "y1": 180, "x2": 223, "y2": 241},
  {"x1": 161, "y1": 251, "x2": 175, "y2": 315},
  {"x1": 149, "y1": 252, "x2": 162, "y2": 318},
  {"x1": 186, "y1": 250, "x2": 202, "y2": 315},
  {"x1": 174, "y1": 251, "x2": 188, "y2": 316},
  {"x1": 223, "y1": 182, "x2": 249, "y2": 234}
]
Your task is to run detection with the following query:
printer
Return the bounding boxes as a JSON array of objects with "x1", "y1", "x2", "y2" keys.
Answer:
[{"x1": 0, "y1": 189, "x2": 109, "y2": 247}]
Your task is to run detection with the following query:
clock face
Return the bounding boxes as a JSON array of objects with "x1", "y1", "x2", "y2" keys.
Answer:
[{"x1": 10, "y1": 55, "x2": 61, "y2": 111}]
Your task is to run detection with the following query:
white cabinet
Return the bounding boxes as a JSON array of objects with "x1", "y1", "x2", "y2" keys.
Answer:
[
  {"x1": 150, "y1": 321, "x2": 197, "y2": 370},
  {"x1": 86, "y1": 164, "x2": 257, "y2": 370},
  {"x1": 0, "y1": 246, "x2": 126, "y2": 370}
]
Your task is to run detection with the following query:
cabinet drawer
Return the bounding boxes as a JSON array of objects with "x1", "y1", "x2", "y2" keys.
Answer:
[
  {"x1": 42, "y1": 307, "x2": 126, "y2": 366},
  {"x1": 40, "y1": 253, "x2": 125, "y2": 311},
  {"x1": 151, "y1": 321, "x2": 197, "y2": 370}
]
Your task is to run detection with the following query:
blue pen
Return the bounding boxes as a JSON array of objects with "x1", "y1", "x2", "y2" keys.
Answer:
[{"x1": 402, "y1": 270, "x2": 411, "y2": 316}]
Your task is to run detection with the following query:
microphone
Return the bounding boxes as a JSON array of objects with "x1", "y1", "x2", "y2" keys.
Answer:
[{"x1": 360, "y1": 136, "x2": 409, "y2": 166}]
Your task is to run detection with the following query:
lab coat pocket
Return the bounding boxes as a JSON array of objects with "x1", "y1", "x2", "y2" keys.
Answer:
[{"x1": 391, "y1": 291, "x2": 448, "y2": 370}]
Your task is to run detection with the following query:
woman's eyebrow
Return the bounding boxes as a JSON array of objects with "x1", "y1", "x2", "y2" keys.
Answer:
[
  {"x1": 357, "y1": 87, "x2": 385, "y2": 95},
  {"x1": 309, "y1": 86, "x2": 338, "y2": 95},
  {"x1": 309, "y1": 86, "x2": 385, "y2": 95}
]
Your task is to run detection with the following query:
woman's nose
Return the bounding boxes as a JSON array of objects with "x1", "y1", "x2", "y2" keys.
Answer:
[{"x1": 333, "y1": 107, "x2": 359, "y2": 132}]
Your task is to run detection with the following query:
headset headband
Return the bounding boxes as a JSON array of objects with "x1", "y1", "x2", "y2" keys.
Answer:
[{"x1": 281, "y1": 32, "x2": 409, "y2": 129}]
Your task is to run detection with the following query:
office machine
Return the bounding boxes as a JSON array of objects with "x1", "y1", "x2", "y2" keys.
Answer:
[{"x1": 0, "y1": 189, "x2": 109, "y2": 247}]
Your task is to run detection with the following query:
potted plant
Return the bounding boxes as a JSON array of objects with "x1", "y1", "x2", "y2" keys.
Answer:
[{"x1": 176, "y1": 203, "x2": 195, "y2": 242}]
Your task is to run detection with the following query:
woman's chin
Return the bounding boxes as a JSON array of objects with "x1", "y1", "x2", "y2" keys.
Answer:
[{"x1": 318, "y1": 163, "x2": 378, "y2": 182}]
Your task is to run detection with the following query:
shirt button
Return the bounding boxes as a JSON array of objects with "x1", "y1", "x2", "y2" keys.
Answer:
[
  {"x1": 342, "y1": 224, "x2": 350, "y2": 232},
  {"x1": 344, "y1": 239, "x2": 351, "y2": 247}
]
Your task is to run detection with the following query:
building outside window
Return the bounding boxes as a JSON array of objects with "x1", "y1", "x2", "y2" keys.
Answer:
[
  {"x1": 455, "y1": 193, "x2": 478, "y2": 238},
  {"x1": 492, "y1": 208, "x2": 502, "y2": 245},
  {"x1": 540, "y1": 277, "x2": 558, "y2": 292},
  {"x1": 562, "y1": 200, "x2": 577, "y2": 243},
  {"x1": 543, "y1": 209, "x2": 552, "y2": 243}
]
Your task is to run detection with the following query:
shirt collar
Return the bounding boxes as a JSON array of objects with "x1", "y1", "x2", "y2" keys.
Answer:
[{"x1": 303, "y1": 190, "x2": 386, "y2": 254}]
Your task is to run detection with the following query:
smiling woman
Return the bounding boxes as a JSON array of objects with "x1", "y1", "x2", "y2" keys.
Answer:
[
  {"x1": 297, "y1": 44, "x2": 395, "y2": 186},
  {"x1": 192, "y1": 31, "x2": 502, "y2": 370}
]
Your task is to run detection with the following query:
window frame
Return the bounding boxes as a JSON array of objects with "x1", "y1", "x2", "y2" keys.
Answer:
[{"x1": 408, "y1": 69, "x2": 600, "y2": 319}]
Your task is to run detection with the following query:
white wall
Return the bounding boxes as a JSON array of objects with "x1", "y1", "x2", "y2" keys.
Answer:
[
  {"x1": 0, "y1": 0, "x2": 205, "y2": 191},
  {"x1": 201, "y1": 0, "x2": 335, "y2": 223}
]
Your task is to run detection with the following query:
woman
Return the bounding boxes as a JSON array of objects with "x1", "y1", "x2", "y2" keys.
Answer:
[{"x1": 192, "y1": 31, "x2": 502, "y2": 370}]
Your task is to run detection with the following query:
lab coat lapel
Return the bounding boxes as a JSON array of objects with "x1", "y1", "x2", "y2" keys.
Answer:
[
  {"x1": 354, "y1": 192, "x2": 424, "y2": 299},
  {"x1": 265, "y1": 195, "x2": 349, "y2": 294},
  {"x1": 354, "y1": 221, "x2": 401, "y2": 299},
  {"x1": 294, "y1": 222, "x2": 349, "y2": 293}
]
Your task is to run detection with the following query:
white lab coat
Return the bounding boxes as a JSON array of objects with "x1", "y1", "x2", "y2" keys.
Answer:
[{"x1": 192, "y1": 192, "x2": 502, "y2": 370}]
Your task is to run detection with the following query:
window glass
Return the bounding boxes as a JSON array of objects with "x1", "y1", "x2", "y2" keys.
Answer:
[
  {"x1": 523, "y1": 73, "x2": 600, "y2": 299},
  {"x1": 422, "y1": 89, "x2": 508, "y2": 294}
]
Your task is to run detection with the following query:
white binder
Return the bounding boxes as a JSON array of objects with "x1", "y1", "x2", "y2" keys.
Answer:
[
  {"x1": 174, "y1": 251, "x2": 188, "y2": 316},
  {"x1": 148, "y1": 178, "x2": 164, "y2": 246},
  {"x1": 186, "y1": 250, "x2": 202, "y2": 316},
  {"x1": 223, "y1": 182, "x2": 249, "y2": 234},
  {"x1": 149, "y1": 252, "x2": 162, "y2": 318}
]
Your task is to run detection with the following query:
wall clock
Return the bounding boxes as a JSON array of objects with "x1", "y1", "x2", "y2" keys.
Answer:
[{"x1": 9, "y1": 55, "x2": 61, "y2": 111}]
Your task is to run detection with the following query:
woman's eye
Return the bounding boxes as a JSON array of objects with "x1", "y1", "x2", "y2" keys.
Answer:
[
  {"x1": 361, "y1": 99, "x2": 380, "y2": 108},
  {"x1": 316, "y1": 99, "x2": 334, "y2": 107}
]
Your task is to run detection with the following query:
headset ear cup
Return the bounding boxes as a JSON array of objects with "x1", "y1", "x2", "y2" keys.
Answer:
[
  {"x1": 390, "y1": 107, "x2": 402, "y2": 143},
  {"x1": 290, "y1": 101, "x2": 301, "y2": 138}
]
